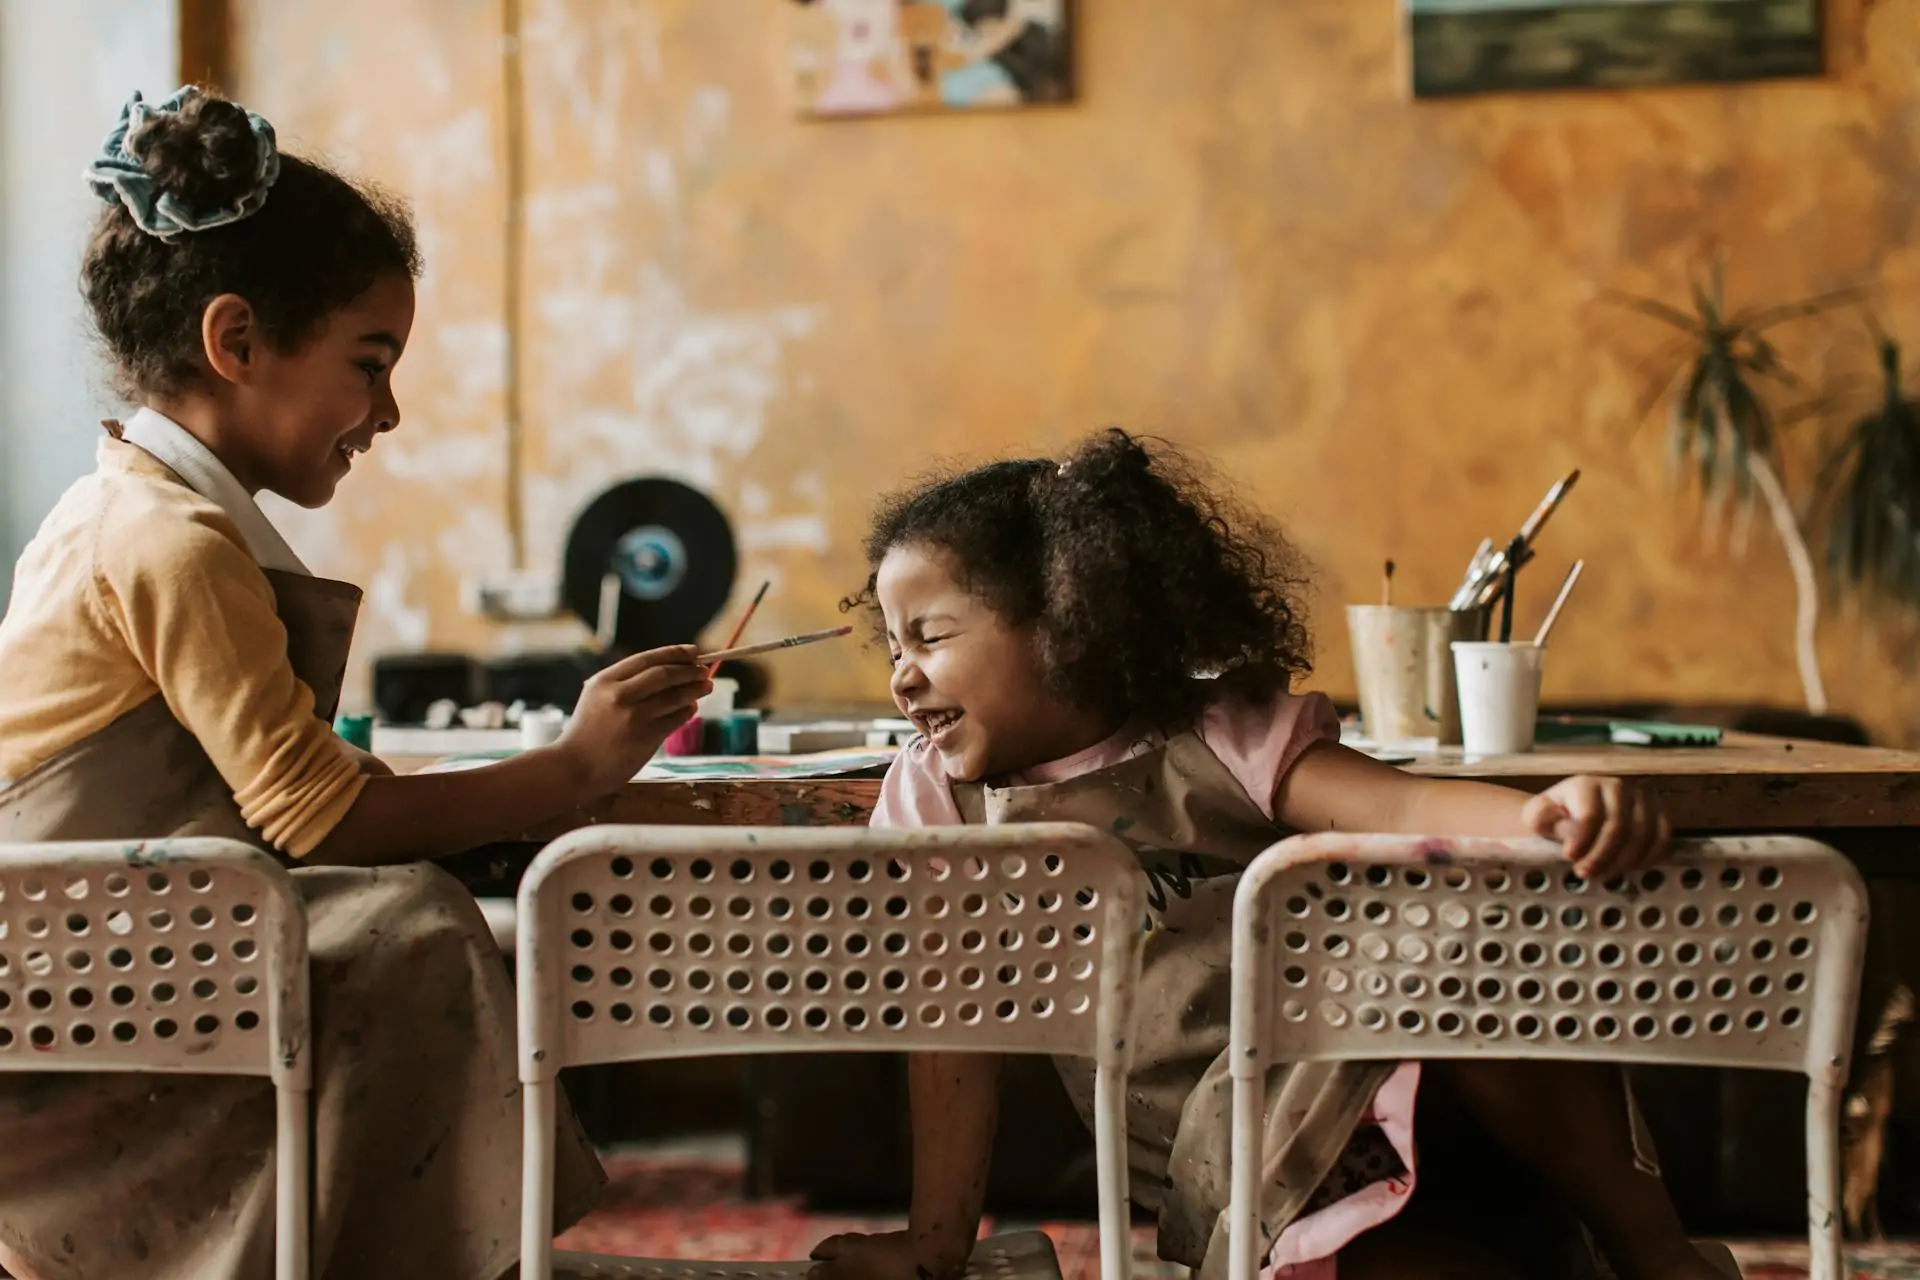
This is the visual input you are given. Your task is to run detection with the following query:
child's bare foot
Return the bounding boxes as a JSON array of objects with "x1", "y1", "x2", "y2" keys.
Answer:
[{"x1": 808, "y1": 1230, "x2": 924, "y2": 1280}]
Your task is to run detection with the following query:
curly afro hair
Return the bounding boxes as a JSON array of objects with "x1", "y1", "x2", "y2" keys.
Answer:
[
  {"x1": 845, "y1": 429, "x2": 1315, "y2": 730},
  {"x1": 82, "y1": 88, "x2": 421, "y2": 401}
]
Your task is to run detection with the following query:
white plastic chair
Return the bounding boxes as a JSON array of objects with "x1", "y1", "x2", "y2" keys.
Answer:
[
  {"x1": 517, "y1": 824, "x2": 1146, "y2": 1280},
  {"x1": 1227, "y1": 834, "x2": 1869, "y2": 1280},
  {"x1": 0, "y1": 838, "x2": 312, "y2": 1280}
]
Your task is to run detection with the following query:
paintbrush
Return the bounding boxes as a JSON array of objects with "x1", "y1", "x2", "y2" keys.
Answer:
[
  {"x1": 1497, "y1": 535, "x2": 1523, "y2": 643},
  {"x1": 1454, "y1": 537, "x2": 1494, "y2": 598},
  {"x1": 1449, "y1": 470, "x2": 1581, "y2": 612},
  {"x1": 1518, "y1": 468, "x2": 1581, "y2": 544},
  {"x1": 592, "y1": 573, "x2": 622, "y2": 653},
  {"x1": 1533, "y1": 560, "x2": 1585, "y2": 647},
  {"x1": 709, "y1": 580, "x2": 771, "y2": 676},
  {"x1": 697, "y1": 626, "x2": 854, "y2": 666},
  {"x1": 1382, "y1": 559, "x2": 1395, "y2": 606}
]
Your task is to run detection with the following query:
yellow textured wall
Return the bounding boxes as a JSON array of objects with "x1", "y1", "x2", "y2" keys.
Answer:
[{"x1": 235, "y1": 0, "x2": 1920, "y2": 741}]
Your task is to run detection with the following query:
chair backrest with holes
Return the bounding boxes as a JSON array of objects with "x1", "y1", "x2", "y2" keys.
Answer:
[
  {"x1": 0, "y1": 840, "x2": 309, "y2": 1086},
  {"x1": 516, "y1": 825, "x2": 1146, "y2": 1079},
  {"x1": 1232, "y1": 835, "x2": 1867, "y2": 1076}
]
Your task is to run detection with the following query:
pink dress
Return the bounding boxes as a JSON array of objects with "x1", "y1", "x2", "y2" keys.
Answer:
[{"x1": 871, "y1": 689, "x2": 1421, "y2": 1280}]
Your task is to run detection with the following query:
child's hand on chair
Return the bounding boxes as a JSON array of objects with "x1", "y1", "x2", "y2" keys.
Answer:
[{"x1": 1522, "y1": 775, "x2": 1671, "y2": 881}]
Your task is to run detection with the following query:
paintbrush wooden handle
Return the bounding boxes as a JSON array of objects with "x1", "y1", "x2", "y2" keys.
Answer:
[
  {"x1": 710, "y1": 580, "x2": 771, "y2": 676},
  {"x1": 1532, "y1": 560, "x2": 1585, "y2": 647},
  {"x1": 1518, "y1": 469, "x2": 1580, "y2": 543},
  {"x1": 697, "y1": 626, "x2": 854, "y2": 666}
]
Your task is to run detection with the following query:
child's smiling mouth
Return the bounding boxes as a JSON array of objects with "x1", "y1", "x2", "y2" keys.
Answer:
[{"x1": 911, "y1": 706, "x2": 965, "y2": 742}]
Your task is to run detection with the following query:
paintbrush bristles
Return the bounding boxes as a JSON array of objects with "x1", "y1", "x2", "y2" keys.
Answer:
[{"x1": 1382, "y1": 559, "x2": 1396, "y2": 607}]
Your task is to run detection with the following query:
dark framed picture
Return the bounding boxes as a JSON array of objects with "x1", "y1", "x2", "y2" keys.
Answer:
[{"x1": 1407, "y1": 0, "x2": 1823, "y2": 98}]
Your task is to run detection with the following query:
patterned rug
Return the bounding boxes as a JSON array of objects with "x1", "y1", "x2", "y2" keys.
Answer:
[{"x1": 557, "y1": 1152, "x2": 1920, "y2": 1279}]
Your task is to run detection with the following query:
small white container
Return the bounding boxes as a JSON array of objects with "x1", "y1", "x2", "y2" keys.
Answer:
[
  {"x1": 1450, "y1": 641, "x2": 1545, "y2": 755},
  {"x1": 520, "y1": 706, "x2": 568, "y2": 751},
  {"x1": 697, "y1": 678, "x2": 738, "y2": 721}
]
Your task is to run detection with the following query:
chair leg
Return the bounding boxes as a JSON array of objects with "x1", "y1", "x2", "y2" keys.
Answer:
[
  {"x1": 1226, "y1": 1066, "x2": 1263, "y2": 1280},
  {"x1": 1808, "y1": 1074, "x2": 1845, "y2": 1280},
  {"x1": 277, "y1": 1083, "x2": 311, "y2": 1280},
  {"x1": 523, "y1": 1077, "x2": 558, "y2": 1280},
  {"x1": 1091, "y1": 1065, "x2": 1132, "y2": 1280}
]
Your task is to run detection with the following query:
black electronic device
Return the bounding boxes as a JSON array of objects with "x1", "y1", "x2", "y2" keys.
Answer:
[{"x1": 562, "y1": 478, "x2": 737, "y2": 651}]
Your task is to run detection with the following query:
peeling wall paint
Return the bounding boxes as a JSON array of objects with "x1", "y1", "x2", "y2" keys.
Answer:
[{"x1": 229, "y1": 0, "x2": 1920, "y2": 742}]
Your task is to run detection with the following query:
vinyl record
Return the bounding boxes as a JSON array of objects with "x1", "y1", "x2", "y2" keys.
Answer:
[{"x1": 562, "y1": 478, "x2": 737, "y2": 651}]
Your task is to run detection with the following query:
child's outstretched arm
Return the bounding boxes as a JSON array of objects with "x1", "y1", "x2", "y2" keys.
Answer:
[
  {"x1": 810, "y1": 1051, "x2": 1002, "y2": 1280},
  {"x1": 307, "y1": 645, "x2": 709, "y2": 866},
  {"x1": 1274, "y1": 743, "x2": 1671, "y2": 880}
]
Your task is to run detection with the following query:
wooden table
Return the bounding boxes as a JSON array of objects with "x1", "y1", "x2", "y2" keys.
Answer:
[
  {"x1": 391, "y1": 731, "x2": 1920, "y2": 840},
  {"x1": 408, "y1": 730, "x2": 1920, "y2": 1232}
]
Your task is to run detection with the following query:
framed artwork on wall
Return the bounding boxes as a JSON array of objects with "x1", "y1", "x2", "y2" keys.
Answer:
[
  {"x1": 789, "y1": 0, "x2": 1074, "y2": 118},
  {"x1": 1407, "y1": 0, "x2": 1823, "y2": 98}
]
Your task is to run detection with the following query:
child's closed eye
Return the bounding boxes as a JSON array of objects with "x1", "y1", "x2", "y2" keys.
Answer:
[{"x1": 356, "y1": 360, "x2": 388, "y2": 383}]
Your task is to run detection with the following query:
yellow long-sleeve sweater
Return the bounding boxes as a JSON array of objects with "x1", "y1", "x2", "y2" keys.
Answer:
[{"x1": 0, "y1": 436, "x2": 365, "y2": 855}]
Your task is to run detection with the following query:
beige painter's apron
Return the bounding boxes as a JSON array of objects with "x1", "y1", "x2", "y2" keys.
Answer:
[
  {"x1": 956, "y1": 731, "x2": 1393, "y2": 1278},
  {"x1": 957, "y1": 729, "x2": 1651, "y2": 1280},
  {"x1": 0, "y1": 536, "x2": 603, "y2": 1278}
]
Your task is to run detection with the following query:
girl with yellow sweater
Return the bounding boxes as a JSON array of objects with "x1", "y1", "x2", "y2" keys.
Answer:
[{"x1": 0, "y1": 87, "x2": 699, "y2": 1279}]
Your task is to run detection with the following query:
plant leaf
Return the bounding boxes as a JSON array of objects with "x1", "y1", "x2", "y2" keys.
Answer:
[
  {"x1": 1735, "y1": 287, "x2": 1868, "y2": 332},
  {"x1": 1599, "y1": 288, "x2": 1706, "y2": 334}
]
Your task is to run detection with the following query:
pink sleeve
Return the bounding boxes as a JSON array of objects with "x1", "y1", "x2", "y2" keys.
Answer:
[
  {"x1": 1199, "y1": 689, "x2": 1342, "y2": 822},
  {"x1": 869, "y1": 737, "x2": 967, "y2": 828}
]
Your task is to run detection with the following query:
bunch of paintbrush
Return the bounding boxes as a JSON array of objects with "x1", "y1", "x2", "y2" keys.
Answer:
[{"x1": 1448, "y1": 469, "x2": 1581, "y2": 614}]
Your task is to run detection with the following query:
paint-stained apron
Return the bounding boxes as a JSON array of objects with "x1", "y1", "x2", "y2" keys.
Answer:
[
  {"x1": 955, "y1": 731, "x2": 1390, "y2": 1278},
  {"x1": 0, "y1": 567, "x2": 604, "y2": 1280},
  {"x1": 957, "y1": 730, "x2": 1630, "y2": 1280}
]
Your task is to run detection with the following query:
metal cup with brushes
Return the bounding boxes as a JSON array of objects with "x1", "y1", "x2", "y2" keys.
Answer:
[
  {"x1": 1449, "y1": 469, "x2": 1581, "y2": 617},
  {"x1": 1348, "y1": 469, "x2": 1580, "y2": 748}
]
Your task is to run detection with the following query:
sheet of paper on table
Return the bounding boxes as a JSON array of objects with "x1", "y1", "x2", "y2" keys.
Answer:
[
  {"x1": 414, "y1": 745, "x2": 900, "y2": 781},
  {"x1": 1338, "y1": 721, "x2": 1429, "y2": 765}
]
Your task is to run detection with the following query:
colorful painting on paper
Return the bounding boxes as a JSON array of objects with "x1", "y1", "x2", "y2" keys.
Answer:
[
  {"x1": 1407, "y1": 0, "x2": 1823, "y2": 98},
  {"x1": 789, "y1": 0, "x2": 1074, "y2": 118}
]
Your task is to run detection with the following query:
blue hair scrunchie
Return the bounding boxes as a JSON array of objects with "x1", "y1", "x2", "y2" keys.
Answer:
[{"x1": 85, "y1": 87, "x2": 281, "y2": 241}]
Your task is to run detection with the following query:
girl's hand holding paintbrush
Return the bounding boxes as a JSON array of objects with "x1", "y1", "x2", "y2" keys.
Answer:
[
  {"x1": 557, "y1": 645, "x2": 711, "y2": 792},
  {"x1": 542, "y1": 618, "x2": 854, "y2": 794}
]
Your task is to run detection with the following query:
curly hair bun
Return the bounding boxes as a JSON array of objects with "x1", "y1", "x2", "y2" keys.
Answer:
[
  {"x1": 1057, "y1": 427, "x2": 1153, "y2": 483},
  {"x1": 850, "y1": 428, "x2": 1315, "y2": 730},
  {"x1": 82, "y1": 91, "x2": 419, "y2": 400},
  {"x1": 127, "y1": 91, "x2": 262, "y2": 215}
]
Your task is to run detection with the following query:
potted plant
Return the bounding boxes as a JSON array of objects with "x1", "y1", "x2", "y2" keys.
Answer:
[
  {"x1": 1611, "y1": 264, "x2": 1857, "y2": 714},
  {"x1": 1810, "y1": 314, "x2": 1920, "y2": 621}
]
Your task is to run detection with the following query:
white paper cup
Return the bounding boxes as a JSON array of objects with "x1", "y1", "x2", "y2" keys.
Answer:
[
  {"x1": 1451, "y1": 641, "x2": 1545, "y2": 755},
  {"x1": 1347, "y1": 605, "x2": 1487, "y2": 746},
  {"x1": 697, "y1": 677, "x2": 738, "y2": 721}
]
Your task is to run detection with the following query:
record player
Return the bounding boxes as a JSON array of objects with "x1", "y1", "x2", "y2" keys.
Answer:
[{"x1": 371, "y1": 477, "x2": 742, "y2": 723}]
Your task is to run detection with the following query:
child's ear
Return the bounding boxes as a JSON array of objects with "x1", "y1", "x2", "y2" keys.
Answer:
[{"x1": 201, "y1": 293, "x2": 258, "y2": 385}]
